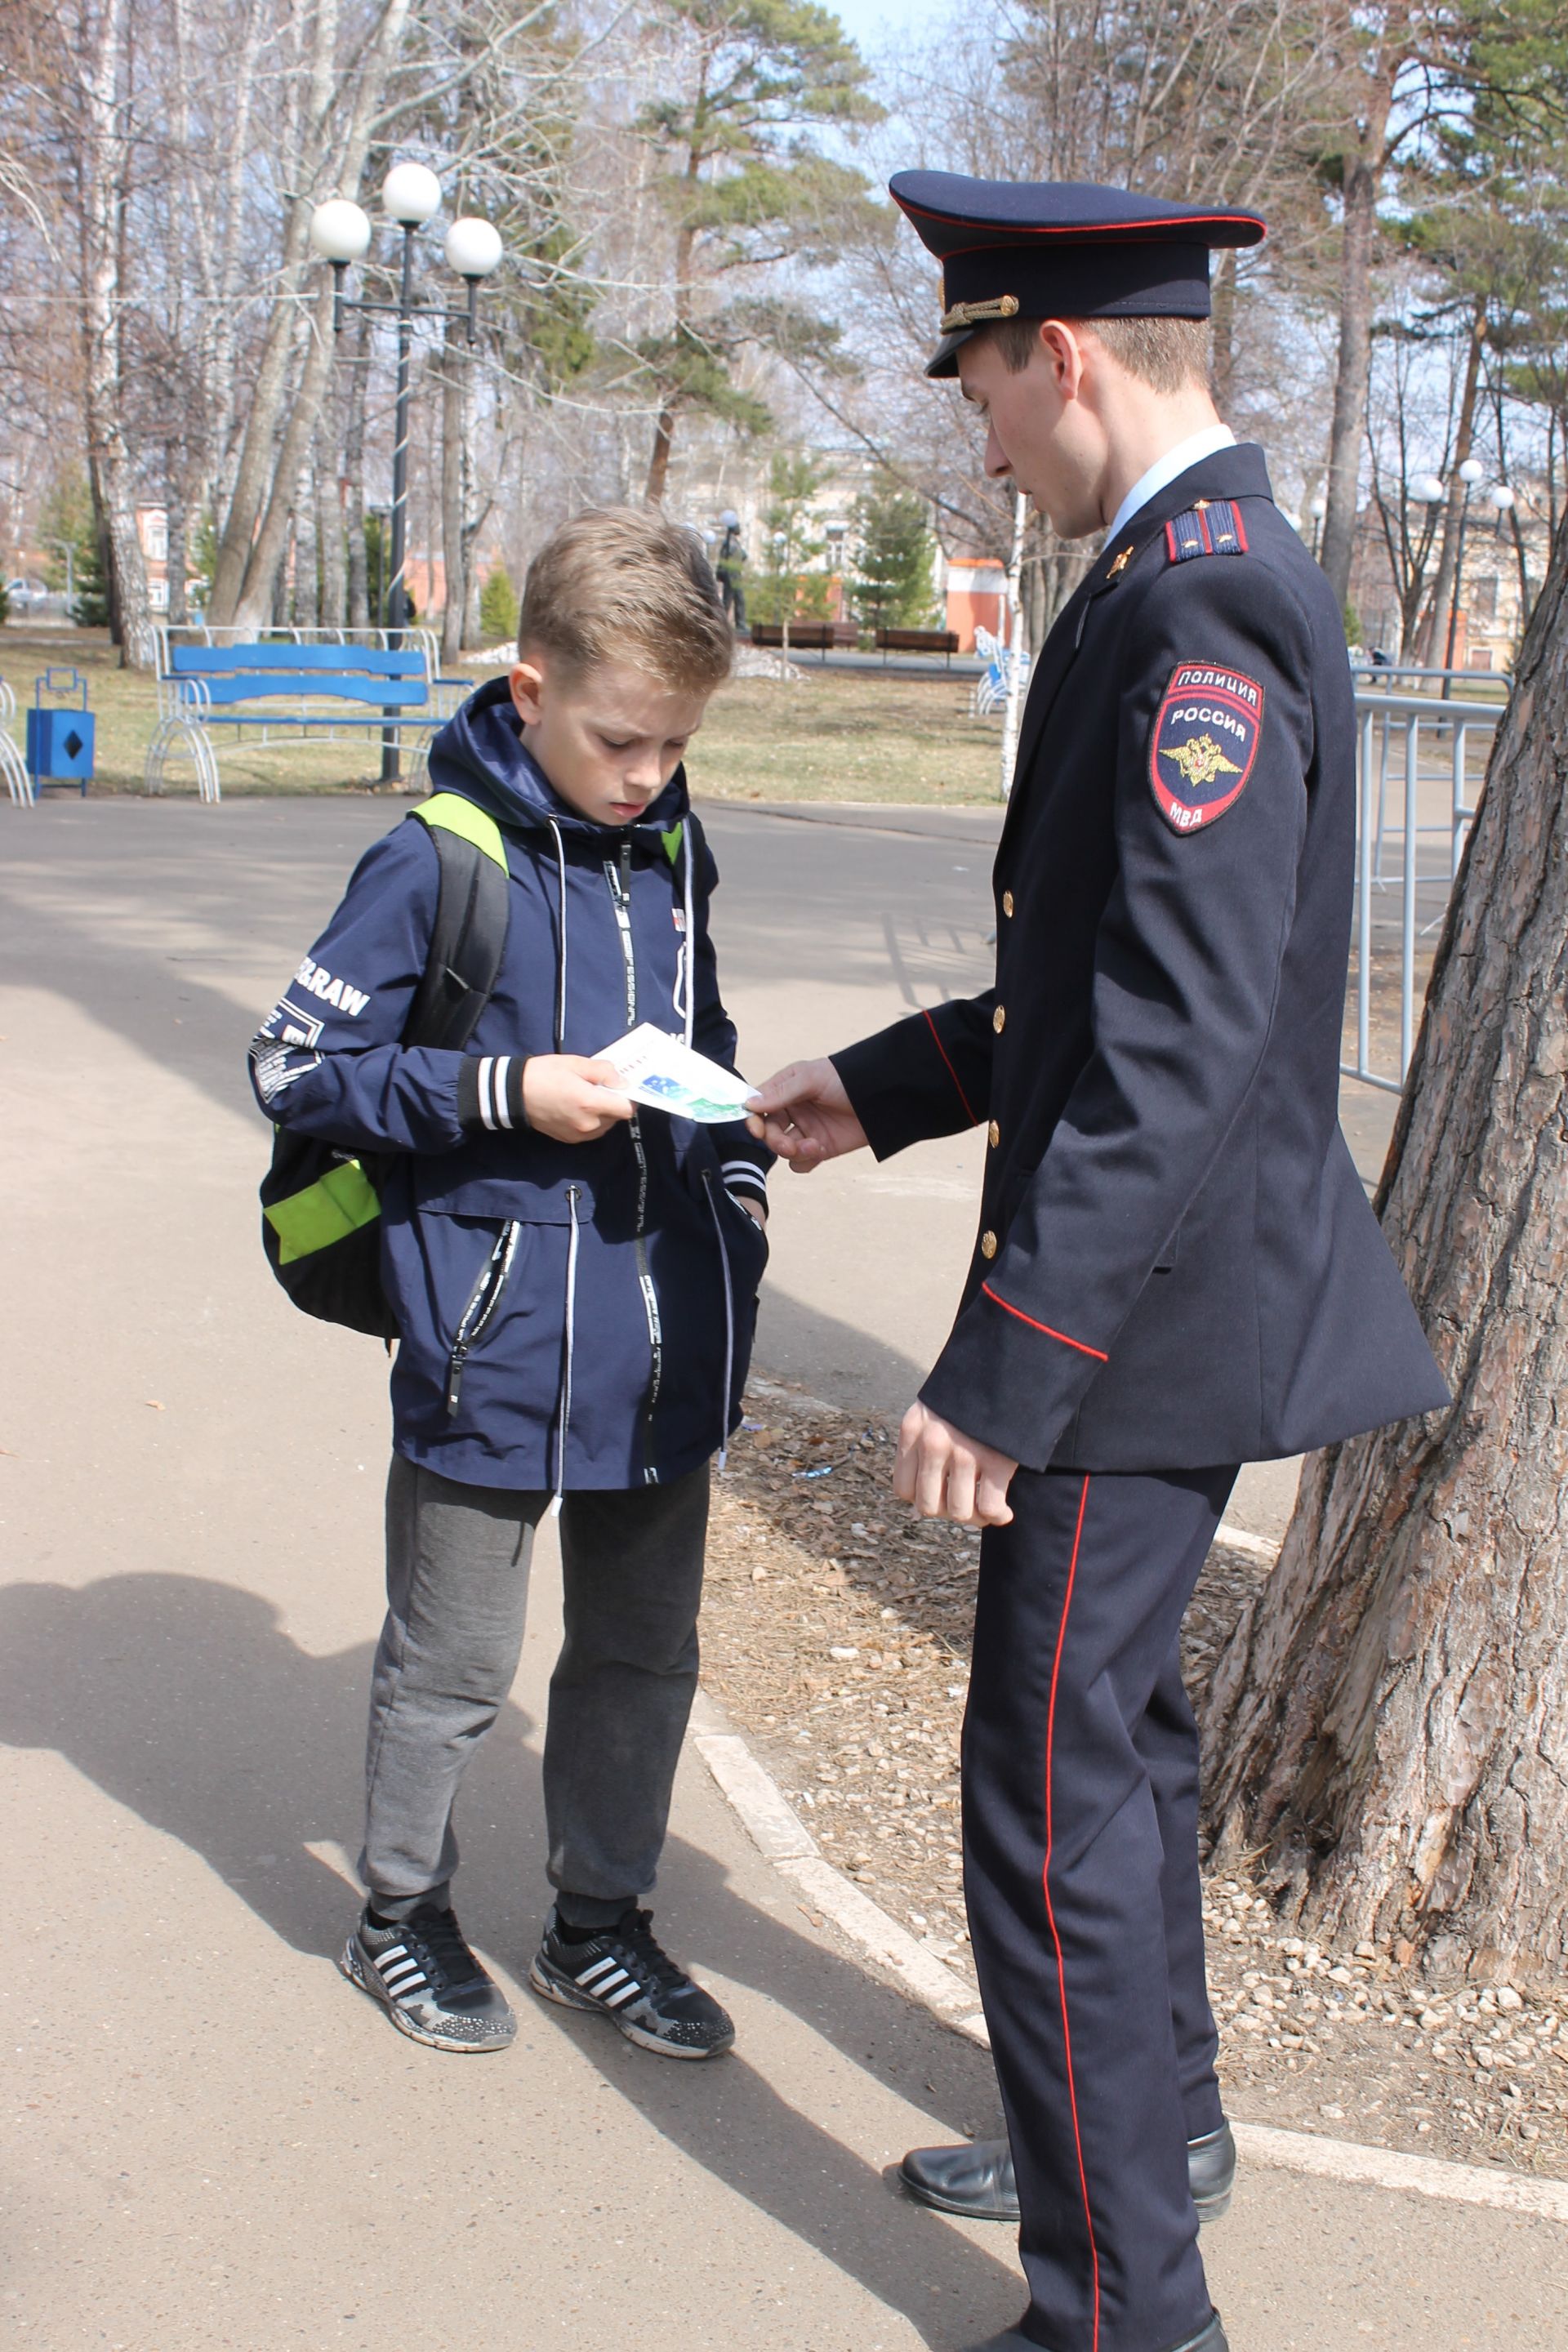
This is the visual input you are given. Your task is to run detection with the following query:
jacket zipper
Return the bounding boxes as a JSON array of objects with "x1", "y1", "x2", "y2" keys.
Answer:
[
  {"x1": 446, "y1": 1219, "x2": 522, "y2": 1415},
  {"x1": 606, "y1": 847, "x2": 663, "y2": 1482}
]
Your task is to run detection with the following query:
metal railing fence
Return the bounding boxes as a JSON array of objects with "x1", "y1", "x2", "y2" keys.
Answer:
[{"x1": 1344, "y1": 684, "x2": 1503, "y2": 1093}]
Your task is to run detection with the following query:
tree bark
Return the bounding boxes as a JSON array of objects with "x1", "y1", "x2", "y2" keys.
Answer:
[
  {"x1": 292, "y1": 456, "x2": 319, "y2": 628},
  {"x1": 78, "y1": 0, "x2": 153, "y2": 664},
  {"x1": 207, "y1": 0, "x2": 415, "y2": 628},
  {"x1": 165, "y1": 463, "x2": 189, "y2": 628},
  {"x1": 1417, "y1": 302, "x2": 1486, "y2": 667},
  {"x1": 1201, "y1": 506, "x2": 1568, "y2": 1986},
  {"x1": 318, "y1": 418, "x2": 346, "y2": 630},
  {"x1": 1318, "y1": 143, "x2": 1384, "y2": 612},
  {"x1": 1319, "y1": 3, "x2": 1410, "y2": 612},
  {"x1": 645, "y1": 403, "x2": 678, "y2": 505}
]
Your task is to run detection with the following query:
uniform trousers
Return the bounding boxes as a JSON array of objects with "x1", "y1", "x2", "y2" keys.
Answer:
[
  {"x1": 360, "y1": 1455, "x2": 709, "y2": 1927},
  {"x1": 963, "y1": 1463, "x2": 1238, "y2": 2352}
]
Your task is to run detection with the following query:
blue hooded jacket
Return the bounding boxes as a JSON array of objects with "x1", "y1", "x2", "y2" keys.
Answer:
[{"x1": 248, "y1": 677, "x2": 771, "y2": 1491}]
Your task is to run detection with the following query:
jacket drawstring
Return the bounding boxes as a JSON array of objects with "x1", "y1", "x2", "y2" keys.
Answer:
[
  {"x1": 681, "y1": 824, "x2": 695, "y2": 1047},
  {"x1": 702, "y1": 1174, "x2": 735, "y2": 1472},
  {"x1": 552, "y1": 1184, "x2": 581, "y2": 1516},
  {"x1": 547, "y1": 818, "x2": 568, "y2": 1051}
]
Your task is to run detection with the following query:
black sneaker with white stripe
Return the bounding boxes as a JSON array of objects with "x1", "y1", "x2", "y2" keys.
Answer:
[
  {"x1": 528, "y1": 1906, "x2": 735, "y2": 2059},
  {"x1": 340, "y1": 1901, "x2": 516, "y2": 2052}
]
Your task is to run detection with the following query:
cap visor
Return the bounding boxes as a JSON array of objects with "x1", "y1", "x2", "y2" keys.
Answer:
[{"x1": 924, "y1": 327, "x2": 973, "y2": 380}]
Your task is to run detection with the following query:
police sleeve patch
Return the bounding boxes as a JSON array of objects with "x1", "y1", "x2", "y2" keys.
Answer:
[{"x1": 1148, "y1": 662, "x2": 1263, "y2": 833}]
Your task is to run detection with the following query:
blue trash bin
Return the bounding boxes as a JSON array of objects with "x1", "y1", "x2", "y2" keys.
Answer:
[{"x1": 27, "y1": 670, "x2": 95, "y2": 795}]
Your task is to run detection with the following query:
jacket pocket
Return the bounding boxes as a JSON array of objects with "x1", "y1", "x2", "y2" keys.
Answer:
[{"x1": 443, "y1": 1218, "x2": 523, "y2": 1415}]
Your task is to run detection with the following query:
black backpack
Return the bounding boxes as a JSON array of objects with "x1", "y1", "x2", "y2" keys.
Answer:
[{"x1": 259, "y1": 794, "x2": 510, "y2": 1337}]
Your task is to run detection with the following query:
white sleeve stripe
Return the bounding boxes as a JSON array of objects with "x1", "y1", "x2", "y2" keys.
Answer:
[
  {"x1": 478, "y1": 1056, "x2": 497, "y2": 1130},
  {"x1": 493, "y1": 1054, "x2": 513, "y2": 1129},
  {"x1": 721, "y1": 1160, "x2": 765, "y2": 1180}
]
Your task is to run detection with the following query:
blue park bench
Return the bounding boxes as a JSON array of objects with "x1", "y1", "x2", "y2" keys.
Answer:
[{"x1": 145, "y1": 632, "x2": 466, "y2": 802}]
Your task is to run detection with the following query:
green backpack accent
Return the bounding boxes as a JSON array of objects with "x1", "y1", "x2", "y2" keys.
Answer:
[{"x1": 259, "y1": 795, "x2": 510, "y2": 1336}]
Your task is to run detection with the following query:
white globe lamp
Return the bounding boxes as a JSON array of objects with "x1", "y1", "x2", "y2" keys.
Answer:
[
  {"x1": 1413, "y1": 474, "x2": 1446, "y2": 506},
  {"x1": 1489, "y1": 483, "x2": 1516, "y2": 514},
  {"x1": 444, "y1": 217, "x2": 503, "y2": 280},
  {"x1": 381, "y1": 162, "x2": 443, "y2": 227},
  {"x1": 1458, "y1": 457, "x2": 1486, "y2": 488},
  {"x1": 310, "y1": 198, "x2": 372, "y2": 263}
]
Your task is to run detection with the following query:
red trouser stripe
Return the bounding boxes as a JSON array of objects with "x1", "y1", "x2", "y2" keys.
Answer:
[
  {"x1": 923, "y1": 1007, "x2": 978, "y2": 1125},
  {"x1": 1044, "y1": 1473, "x2": 1101, "y2": 2350}
]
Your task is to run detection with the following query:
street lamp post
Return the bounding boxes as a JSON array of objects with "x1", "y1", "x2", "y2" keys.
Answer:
[
  {"x1": 1308, "y1": 488, "x2": 1327, "y2": 560},
  {"x1": 1444, "y1": 455, "x2": 1486, "y2": 673},
  {"x1": 309, "y1": 167, "x2": 501, "y2": 781}
]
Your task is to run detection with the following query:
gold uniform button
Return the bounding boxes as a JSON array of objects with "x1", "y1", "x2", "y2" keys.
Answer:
[
  {"x1": 1002, "y1": 890, "x2": 1015, "y2": 917},
  {"x1": 980, "y1": 1230, "x2": 998, "y2": 1259},
  {"x1": 992, "y1": 1004, "x2": 1006, "y2": 1034},
  {"x1": 987, "y1": 1120, "x2": 1000, "y2": 1148}
]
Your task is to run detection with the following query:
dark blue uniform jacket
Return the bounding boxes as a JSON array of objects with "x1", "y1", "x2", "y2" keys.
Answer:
[
  {"x1": 248, "y1": 678, "x2": 771, "y2": 1490},
  {"x1": 835, "y1": 443, "x2": 1448, "y2": 1473}
]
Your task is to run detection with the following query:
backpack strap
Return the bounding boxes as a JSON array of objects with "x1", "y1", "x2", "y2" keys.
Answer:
[{"x1": 404, "y1": 793, "x2": 510, "y2": 1051}]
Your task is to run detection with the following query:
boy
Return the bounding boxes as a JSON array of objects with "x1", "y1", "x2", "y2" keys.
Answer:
[{"x1": 249, "y1": 506, "x2": 770, "y2": 2060}]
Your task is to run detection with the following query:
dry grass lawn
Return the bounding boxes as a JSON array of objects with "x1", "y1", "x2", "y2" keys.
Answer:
[{"x1": 1, "y1": 625, "x2": 1007, "y2": 806}]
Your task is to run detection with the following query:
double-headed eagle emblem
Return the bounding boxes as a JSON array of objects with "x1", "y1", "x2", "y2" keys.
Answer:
[{"x1": 1160, "y1": 733, "x2": 1242, "y2": 791}]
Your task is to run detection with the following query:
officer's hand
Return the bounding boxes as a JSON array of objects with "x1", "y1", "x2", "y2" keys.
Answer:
[
  {"x1": 745, "y1": 1059, "x2": 868, "y2": 1173},
  {"x1": 522, "y1": 1055, "x2": 635, "y2": 1143},
  {"x1": 893, "y1": 1401, "x2": 1016, "y2": 1526}
]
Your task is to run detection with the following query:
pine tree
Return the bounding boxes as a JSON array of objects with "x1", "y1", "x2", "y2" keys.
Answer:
[
  {"x1": 850, "y1": 485, "x2": 936, "y2": 634},
  {"x1": 636, "y1": 0, "x2": 881, "y2": 500},
  {"x1": 479, "y1": 564, "x2": 519, "y2": 646}
]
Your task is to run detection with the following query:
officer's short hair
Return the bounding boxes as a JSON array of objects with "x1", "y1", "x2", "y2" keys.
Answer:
[
  {"x1": 987, "y1": 312, "x2": 1211, "y2": 395},
  {"x1": 519, "y1": 506, "x2": 733, "y2": 692}
]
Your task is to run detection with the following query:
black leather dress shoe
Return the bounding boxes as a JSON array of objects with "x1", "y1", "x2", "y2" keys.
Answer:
[{"x1": 901, "y1": 2120, "x2": 1236, "y2": 2225}]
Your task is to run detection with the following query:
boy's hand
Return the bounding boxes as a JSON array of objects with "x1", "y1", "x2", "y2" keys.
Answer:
[
  {"x1": 894, "y1": 1401, "x2": 1016, "y2": 1526},
  {"x1": 522, "y1": 1056, "x2": 635, "y2": 1143},
  {"x1": 746, "y1": 1058, "x2": 868, "y2": 1172}
]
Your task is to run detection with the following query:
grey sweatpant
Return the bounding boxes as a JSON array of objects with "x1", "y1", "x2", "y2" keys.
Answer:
[{"x1": 360, "y1": 1454, "x2": 709, "y2": 1927}]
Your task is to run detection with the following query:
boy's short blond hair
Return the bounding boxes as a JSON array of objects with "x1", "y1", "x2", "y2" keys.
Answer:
[{"x1": 519, "y1": 506, "x2": 733, "y2": 693}]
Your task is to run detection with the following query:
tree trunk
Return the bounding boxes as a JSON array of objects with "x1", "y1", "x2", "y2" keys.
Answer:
[
  {"x1": 230, "y1": 278, "x2": 340, "y2": 631},
  {"x1": 1209, "y1": 247, "x2": 1236, "y2": 415},
  {"x1": 645, "y1": 402, "x2": 678, "y2": 504},
  {"x1": 78, "y1": 0, "x2": 153, "y2": 665},
  {"x1": 1319, "y1": 6, "x2": 1410, "y2": 612},
  {"x1": 165, "y1": 466, "x2": 189, "y2": 628},
  {"x1": 207, "y1": 0, "x2": 415, "y2": 627},
  {"x1": 292, "y1": 456, "x2": 319, "y2": 628},
  {"x1": 1417, "y1": 303, "x2": 1486, "y2": 668},
  {"x1": 1201, "y1": 506, "x2": 1568, "y2": 1987},
  {"x1": 318, "y1": 419, "x2": 346, "y2": 630},
  {"x1": 1318, "y1": 145, "x2": 1383, "y2": 612}
]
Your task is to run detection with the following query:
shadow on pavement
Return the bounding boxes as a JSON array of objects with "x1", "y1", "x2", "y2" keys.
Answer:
[{"x1": 0, "y1": 1570, "x2": 1022, "y2": 2347}]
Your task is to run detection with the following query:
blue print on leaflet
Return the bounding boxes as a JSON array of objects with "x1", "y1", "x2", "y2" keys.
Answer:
[{"x1": 1148, "y1": 662, "x2": 1263, "y2": 834}]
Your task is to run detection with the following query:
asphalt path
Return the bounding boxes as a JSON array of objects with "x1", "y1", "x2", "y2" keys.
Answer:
[{"x1": 3, "y1": 794, "x2": 1559, "y2": 2352}]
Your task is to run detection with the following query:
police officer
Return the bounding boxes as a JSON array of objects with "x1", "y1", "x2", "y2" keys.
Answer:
[{"x1": 748, "y1": 172, "x2": 1447, "y2": 2352}]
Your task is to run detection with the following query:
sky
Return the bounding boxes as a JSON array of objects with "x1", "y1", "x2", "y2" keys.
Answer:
[{"x1": 830, "y1": 0, "x2": 956, "y2": 60}]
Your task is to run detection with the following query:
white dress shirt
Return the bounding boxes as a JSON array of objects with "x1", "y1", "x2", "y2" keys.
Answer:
[{"x1": 1102, "y1": 424, "x2": 1237, "y2": 547}]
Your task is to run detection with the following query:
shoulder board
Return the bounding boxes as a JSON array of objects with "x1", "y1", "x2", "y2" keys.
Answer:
[{"x1": 1165, "y1": 500, "x2": 1249, "y2": 563}]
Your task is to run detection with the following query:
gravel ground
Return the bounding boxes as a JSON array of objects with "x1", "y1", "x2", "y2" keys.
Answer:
[{"x1": 701, "y1": 1383, "x2": 1568, "y2": 2176}]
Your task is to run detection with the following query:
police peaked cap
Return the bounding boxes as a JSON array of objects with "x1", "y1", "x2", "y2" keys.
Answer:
[{"x1": 889, "y1": 172, "x2": 1267, "y2": 378}]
